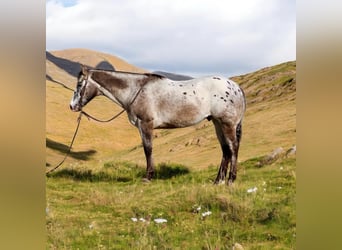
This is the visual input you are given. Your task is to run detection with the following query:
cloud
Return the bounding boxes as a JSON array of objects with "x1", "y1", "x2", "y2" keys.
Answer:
[{"x1": 46, "y1": 0, "x2": 296, "y2": 76}]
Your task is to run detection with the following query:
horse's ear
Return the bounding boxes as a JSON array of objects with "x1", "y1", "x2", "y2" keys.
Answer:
[{"x1": 80, "y1": 64, "x2": 88, "y2": 75}]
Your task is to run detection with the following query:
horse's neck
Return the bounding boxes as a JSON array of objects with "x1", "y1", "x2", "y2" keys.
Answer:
[{"x1": 92, "y1": 71, "x2": 144, "y2": 109}]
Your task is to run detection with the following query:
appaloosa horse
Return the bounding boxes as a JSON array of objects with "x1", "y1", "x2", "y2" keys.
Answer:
[{"x1": 70, "y1": 65, "x2": 246, "y2": 184}]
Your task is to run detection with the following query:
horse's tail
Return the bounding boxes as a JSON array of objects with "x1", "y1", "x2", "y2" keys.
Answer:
[
  {"x1": 240, "y1": 87, "x2": 247, "y2": 112},
  {"x1": 236, "y1": 120, "x2": 242, "y2": 143},
  {"x1": 237, "y1": 87, "x2": 246, "y2": 144}
]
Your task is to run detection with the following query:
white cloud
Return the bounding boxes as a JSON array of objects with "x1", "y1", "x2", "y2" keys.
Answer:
[{"x1": 46, "y1": 0, "x2": 296, "y2": 76}]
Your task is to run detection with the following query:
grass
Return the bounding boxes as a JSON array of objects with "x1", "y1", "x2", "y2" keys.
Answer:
[{"x1": 46, "y1": 157, "x2": 295, "y2": 249}]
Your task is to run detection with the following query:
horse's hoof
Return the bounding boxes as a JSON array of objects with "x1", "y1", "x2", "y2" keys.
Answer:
[
  {"x1": 142, "y1": 178, "x2": 151, "y2": 183},
  {"x1": 227, "y1": 179, "x2": 234, "y2": 186},
  {"x1": 214, "y1": 179, "x2": 225, "y2": 185}
]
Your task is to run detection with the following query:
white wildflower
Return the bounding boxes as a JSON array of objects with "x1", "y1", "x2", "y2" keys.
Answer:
[
  {"x1": 139, "y1": 217, "x2": 146, "y2": 222},
  {"x1": 201, "y1": 211, "x2": 212, "y2": 217},
  {"x1": 233, "y1": 242, "x2": 244, "y2": 249},
  {"x1": 192, "y1": 205, "x2": 202, "y2": 213},
  {"x1": 154, "y1": 218, "x2": 167, "y2": 224},
  {"x1": 247, "y1": 187, "x2": 258, "y2": 193},
  {"x1": 192, "y1": 204, "x2": 202, "y2": 213},
  {"x1": 88, "y1": 221, "x2": 97, "y2": 229},
  {"x1": 131, "y1": 217, "x2": 138, "y2": 222}
]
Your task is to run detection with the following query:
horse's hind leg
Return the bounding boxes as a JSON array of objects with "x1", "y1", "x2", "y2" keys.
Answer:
[
  {"x1": 214, "y1": 119, "x2": 242, "y2": 185},
  {"x1": 213, "y1": 119, "x2": 231, "y2": 184},
  {"x1": 225, "y1": 121, "x2": 242, "y2": 185},
  {"x1": 227, "y1": 120, "x2": 242, "y2": 184},
  {"x1": 138, "y1": 120, "x2": 155, "y2": 180}
]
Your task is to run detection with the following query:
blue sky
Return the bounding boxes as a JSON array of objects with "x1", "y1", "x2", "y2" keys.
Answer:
[
  {"x1": 58, "y1": 0, "x2": 77, "y2": 7},
  {"x1": 46, "y1": 0, "x2": 296, "y2": 77}
]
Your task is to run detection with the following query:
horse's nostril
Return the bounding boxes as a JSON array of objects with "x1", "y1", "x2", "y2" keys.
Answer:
[{"x1": 70, "y1": 104, "x2": 78, "y2": 111}]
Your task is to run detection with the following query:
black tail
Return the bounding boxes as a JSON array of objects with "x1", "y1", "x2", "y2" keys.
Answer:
[
  {"x1": 236, "y1": 87, "x2": 245, "y2": 144},
  {"x1": 236, "y1": 121, "x2": 242, "y2": 143}
]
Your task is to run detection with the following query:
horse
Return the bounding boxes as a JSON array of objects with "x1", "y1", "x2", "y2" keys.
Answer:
[{"x1": 70, "y1": 65, "x2": 246, "y2": 185}]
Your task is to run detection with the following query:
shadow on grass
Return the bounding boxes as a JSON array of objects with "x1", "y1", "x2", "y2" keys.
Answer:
[
  {"x1": 46, "y1": 138, "x2": 97, "y2": 161},
  {"x1": 47, "y1": 168, "x2": 134, "y2": 182},
  {"x1": 155, "y1": 162, "x2": 190, "y2": 179},
  {"x1": 47, "y1": 162, "x2": 190, "y2": 182}
]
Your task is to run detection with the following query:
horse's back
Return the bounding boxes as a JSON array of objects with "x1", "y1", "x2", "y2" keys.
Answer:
[
  {"x1": 161, "y1": 75, "x2": 246, "y2": 117},
  {"x1": 201, "y1": 76, "x2": 245, "y2": 123}
]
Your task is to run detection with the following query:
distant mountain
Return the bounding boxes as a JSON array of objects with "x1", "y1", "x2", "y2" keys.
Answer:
[
  {"x1": 46, "y1": 48, "x2": 146, "y2": 80},
  {"x1": 46, "y1": 48, "x2": 148, "y2": 90},
  {"x1": 152, "y1": 71, "x2": 193, "y2": 81},
  {"x1": 46, "y1": 48, "x2": 196, "y2": 82},
  {"x1": 46, "y1": 51, "x2": 83, "y2": 78}
]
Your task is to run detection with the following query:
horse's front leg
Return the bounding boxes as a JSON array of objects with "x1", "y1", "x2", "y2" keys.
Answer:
[{"x1": 138, "y1": 120, "x2": 155, "y2": 180}]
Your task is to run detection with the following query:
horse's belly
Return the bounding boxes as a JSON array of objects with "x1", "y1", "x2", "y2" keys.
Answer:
[
  {"x1": 154, "y1": 103, "x2": 209, "y2": 129},
  {"x1": 154, "y1": 120, "x2": 203, "y2": 129}
]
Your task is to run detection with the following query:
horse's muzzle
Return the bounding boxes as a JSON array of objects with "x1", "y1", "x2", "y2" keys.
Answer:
[{"x1": 70, "y1": 104, "x2": 81, "y2": 112}]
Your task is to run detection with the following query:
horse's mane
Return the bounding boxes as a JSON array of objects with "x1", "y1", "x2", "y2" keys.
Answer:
[
  {"x1": 143, "y1": 72, "x2": 165, "y2": 80},
  {"x1": 85, "y1": 68, "x2": 166, "y2": 79}
]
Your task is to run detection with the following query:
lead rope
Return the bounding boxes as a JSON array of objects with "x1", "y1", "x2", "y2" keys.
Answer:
[
  {"x1": 46, "y1": 112, "x2": 83, "y2": 175},
  {"x1": 80, "y1": 109, "x2": 125, "y2": 123},
  {"x1": 46, "y1": 86, "x2": 143, "y2": 176},
  {"x1": 45, "y1": 108, "x2": 127, "y2": 176}
]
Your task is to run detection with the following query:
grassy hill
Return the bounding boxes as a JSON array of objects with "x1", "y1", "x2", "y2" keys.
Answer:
[{"x1": 46, "y1": 49, "x2": 296, "y2": 249}]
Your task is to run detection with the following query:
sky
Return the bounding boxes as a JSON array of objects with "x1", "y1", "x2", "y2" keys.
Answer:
[{"x1": 46, "y1": 0, "x2": 296, "y2": 77}]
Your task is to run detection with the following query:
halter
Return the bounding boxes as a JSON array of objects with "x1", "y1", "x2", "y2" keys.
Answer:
[{"x1": 77, "y1": 73, "x2": 90, "y2": 109}]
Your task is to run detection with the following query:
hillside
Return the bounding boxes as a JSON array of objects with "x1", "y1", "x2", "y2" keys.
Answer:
[{"x1": 46, "y1": 49, "x2": 296, "y2": 172}]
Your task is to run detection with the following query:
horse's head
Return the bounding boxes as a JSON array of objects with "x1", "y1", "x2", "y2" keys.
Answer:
[{"x1": 70, "y1": 65, "x2": 100, "y2": 112}]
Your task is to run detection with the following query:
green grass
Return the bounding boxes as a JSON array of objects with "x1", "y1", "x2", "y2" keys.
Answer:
[{"x1": 46, "y1": 157, "x2": 295, "y2": 249}]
